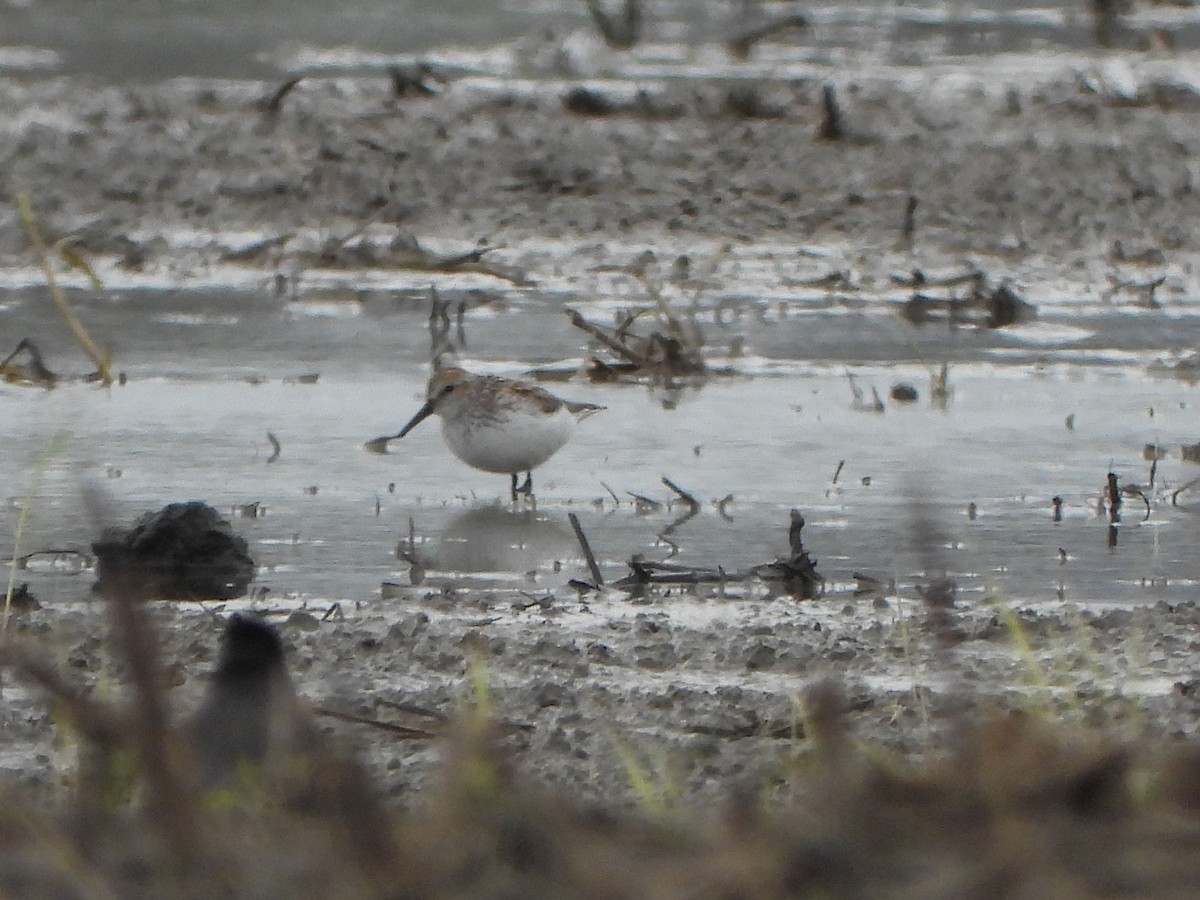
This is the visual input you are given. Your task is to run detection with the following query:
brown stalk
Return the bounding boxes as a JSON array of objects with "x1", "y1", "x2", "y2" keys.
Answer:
[
  {"x1": 102, "y1": 579, "x2": 199, "y2": 865},
  {"x1": 16, "y1": 194, "x2": 112, "y2": 385}
]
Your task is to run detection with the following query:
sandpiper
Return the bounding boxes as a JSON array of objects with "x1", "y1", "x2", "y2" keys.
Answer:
[{"x1": 369, "y1": 367, "x2": 604, "y2": 500}]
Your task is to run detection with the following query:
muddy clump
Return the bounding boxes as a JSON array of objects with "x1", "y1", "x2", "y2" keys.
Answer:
[{"x1": 92, "y1": 501, "x2": 255, "y2": 600}]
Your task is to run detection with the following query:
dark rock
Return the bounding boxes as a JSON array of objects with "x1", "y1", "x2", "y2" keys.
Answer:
[{"x1": 92, "y1": 500, "x2": 255, "y2": 601}]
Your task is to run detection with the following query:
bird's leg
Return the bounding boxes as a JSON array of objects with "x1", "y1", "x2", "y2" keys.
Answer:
[{"x1": 510, "y1": 472, "x2": 535, "y2": 506}]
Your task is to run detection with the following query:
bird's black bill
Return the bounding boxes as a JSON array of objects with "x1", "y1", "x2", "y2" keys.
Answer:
[
  {"x1": 396, "y1": 399, "x2": 436, "y2": 438},
  {"x1": 364, "y1": 399, "x2": 437, "y2": 453}
]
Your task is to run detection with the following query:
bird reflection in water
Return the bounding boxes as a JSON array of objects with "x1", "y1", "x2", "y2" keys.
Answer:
[{"x1": 415, "y1": 506, "x2": 578, "y2": 577}]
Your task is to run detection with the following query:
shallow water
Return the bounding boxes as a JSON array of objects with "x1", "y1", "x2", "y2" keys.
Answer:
[
  {"x1": 3, "y1": 267, "x2": 1199, "y2": 616},
  {"x1": 7, "y1": 0, "x2": 1200, "y2": 81}
]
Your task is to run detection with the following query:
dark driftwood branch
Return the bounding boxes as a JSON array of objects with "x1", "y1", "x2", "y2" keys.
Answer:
[
  {"x1": 265, "y1": 76, "x2": 304, "y2": 114},
  {"x1": 818, "y1": 84, "x2": 843, "y2": 141},
  {"x1": 568, "y1": 512, "x2": 604, "y2": 587},
  {"x1": 662, "y1": 476, "x2": 700, "y2": 510},
  {"x1": 1106, "y1": 472, "x2": 1122, "y2": 524},
  {"x1": 1172, "y1": 476, "x2": 1200, "y2": 506},
  {"x1": 1121, "y1": 485, "x2": 1152, "y2": 521},
  {"x1": 615, "y1": 508, "x2": 822, "y2": 598},
  {"x1": 567, "y1": 308, "x2": 646, "y2": 366},
  {"x1": 0, "y1": 338, "x2": 58, "y2": 386}
]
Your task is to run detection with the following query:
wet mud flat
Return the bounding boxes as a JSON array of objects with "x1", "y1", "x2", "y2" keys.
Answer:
[
  {"x1": 7, "y1": 27, "x2": 1200, "y2": 898},
  {"x1": 2, "y1": 47, "x2": 1200, "y2": 281}
]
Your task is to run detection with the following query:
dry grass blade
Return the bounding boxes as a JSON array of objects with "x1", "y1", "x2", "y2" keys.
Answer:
[
  {"x1": 100, "y1": 575, "x2": 199, "y2": 863},
  {"x1": 0, "y1": 784, "x2": 122, "y2": 900},
  {"x1": 5, "y1": 434, "x2": 63, "y2": 637},
  {"x1": 312, "y1": 705, "x2": 438, "y2": 739},
  {"x1": 0, "y1": 641, "x2": 124, "y2": 747},
  {"x1": 16, "y1": 193, "x2": 112, "y2": 385}
]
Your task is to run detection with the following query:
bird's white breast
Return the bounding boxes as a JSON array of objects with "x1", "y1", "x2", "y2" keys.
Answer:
[{"x1": 441, "y1": 404, "x2": 575, "y2": 474}]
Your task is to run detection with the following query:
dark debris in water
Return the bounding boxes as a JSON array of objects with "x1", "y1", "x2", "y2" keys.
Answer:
[
  {"x1": 5, "y1": 582, "x2": 41, "y2": 612},
  {"x1": 749, "y1": 509, "x2": 825, "y2": 599},
  {"x1": 898, "y1": 271, "x2": 1035, "y2": 329},
  {"x1": 616, "y1": 507, "x2": 824, "y2": 599},
  {"x1": 567, "y1": 304, "x2": 713, "y2": 387},
  {"x1": 0, "y1": 338, "x2": 58, "y2": 387}
]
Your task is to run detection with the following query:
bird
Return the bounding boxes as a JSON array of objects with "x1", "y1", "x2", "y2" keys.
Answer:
[
  {"x1": 368, "y1": 366, "x2": 604, "y2": 501},
  {"x1": 188, "y1": 615, "x2": 408, "y2": 873},
  {"x1": 190, "y1": 613, "x2": 316, "y2": 789}
]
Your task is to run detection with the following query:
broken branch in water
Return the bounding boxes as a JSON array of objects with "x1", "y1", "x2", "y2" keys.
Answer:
[
  {"x1": 614, "y1": 508, "x2": 823, "y2": 599},
  {"x1": 1103, "y1": 272, "x2": 1166, "y2": 307},
  {"x1": 900, "y1": 274, "x2": 1034, "y2": 330},
  {"x1": 748, "y1": 510, "x2": 824, "y2": 598},
  {"x1": 567, "y1": 305, "x2": 709, "y2": 386},
  {"x1": 0, "y1": 338, "x2": 58, "y2": 387},
  {"x1": 568, "y1": 512, "x2": 604, "y2": 587},
  {"x1": 817, "y1": 84, "x2": 843, "y2": 141},
  {"x1": 566, "y1": 308, "x2": 646, "y2": 367},
  {"x1": 289, "y1": 230, "x2": 528, "y2": 283},
  {"x1": 661, "y1": 476, "x2": 700, "y2": 511},
  {"x1": 264, "y1": 76, "x2": 304, "y2": 114},
  {"x1": 1172, "y1": 476, "x2": 1200, "y2": 506},
  {"x1": 388, "y1": 63, "x2": 440, "y2": 98},
  {"x1": 1121, "y1": 484, "x2": 1152, "y2": 521},
  {"x1": 627, "y1": 492, "x2": 663, "y2": 513}
]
